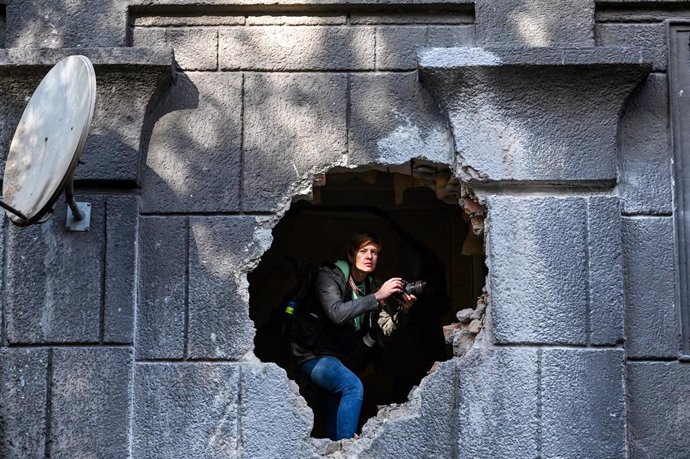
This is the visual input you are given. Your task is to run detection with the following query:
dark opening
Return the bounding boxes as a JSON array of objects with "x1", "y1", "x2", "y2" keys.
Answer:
[
  {"x1": 248, "y1": 165, "x2": 485, "y2": 438},
  {"x1": 0, "y1": 6, "x2": 6, "y2": 48}
]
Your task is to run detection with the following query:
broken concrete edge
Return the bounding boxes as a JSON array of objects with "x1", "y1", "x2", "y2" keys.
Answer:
[
  {"x1": 0, "y1": 47, "x2": 174, "y2": 72},
  {"x1": 417, "y1": 46, "x2": 654, "y2": 70},
  {"x1": 325, "y1": 305, "x2": 492, "y2": 457}
]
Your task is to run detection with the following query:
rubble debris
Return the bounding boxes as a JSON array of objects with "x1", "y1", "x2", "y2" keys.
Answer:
[{"x1": 456, "y1": 308, "x2": 475, "y2": 323}]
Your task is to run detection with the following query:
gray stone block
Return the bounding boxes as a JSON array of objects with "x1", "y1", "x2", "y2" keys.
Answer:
[
  {"x1": 131, "y1": 27, "x2": 167, "y2": 47},
  {"x1": 419, "y1": 47, "x2": 651, "y2": 184},
  {"x1": 623, "y1": 217, "x2": 679, "y2": 358},
  {"x1": 243, "y1": 73, "x2": 347, "y2": 211},
  {"x1": 169, "y1": 28, "x2": 218, "y2": 71},
  {"x1": 488, "y1": 197, "x2": 589, "y2": 344},
  {"x1": 78, "y1": 67, "x2": 172, "y2": 182},
  {"x1": 350, "y1": 360, "x2": 459, "y2": 458},
  {"x1": 628, "y1": 362, "x2": 690, "y2": 459},
  {"x1": 142, "y1": 72, "x2": 242, "y2": 213},
  {"x1": 349, "y1": 72, "x2": 454, "y2": 166},
  {"x1": 5, "y1": 197, "x2": 105, "y2": 344},
  {"x1": 596, "y1": 23, "x2": 667, "y2": 72},
  {"x1": 187, "y1": 217, "x2": 258, "y2": 360},
  {"x1": 133, "y1": 15, "x2": 245, "y2": 27},
  {"x1": 133, "y1": 363, "x2": 240, "y2": 459},
  {"x1": 0, "y1": 349, "x2": 48, "y2": 458},
  {"x1": 588, "y1": 197, "x2": 624, "y2": 345},
  {"x1": 541, "y1": 349, "x2": 626, "y2": 458},
  {"x1": 246, "y1": 14, "x2": 346, "y2": 25},
  {"x1": 351, "y1": 12, "x2": 473, "y2": 25},
  {"x1": 457, "y1": 347, "x2": 539, "y2": 458},
  {"x1": 104, "y1": 195, "x2": 138, "y2": 343},
  {"x1": 377, "y1": 25, "x2": 474, "y2": 70},
  {"x1": 239, "y1": 362, "x2": 313, "y2": 457},
  {"x1": 619, "y1": 74, "x2": 673, "y2": 215},
  {"x1": 137, "y1": 217, "x2": 187, "y2": 359},
  {"x1": 219, "y1": 26, "x2": 375, "y2": 70},
  {"x1": 6, "y1": 0, "x2": 127, "y2": 48},
  {"x1": 475, "y1": 0, "x2": 595, "y2": 47},
  {"x1": 50, "y1": 348, "x2": 132, "y2": 458}
]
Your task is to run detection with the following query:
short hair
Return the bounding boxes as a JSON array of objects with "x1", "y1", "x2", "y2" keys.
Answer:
[{"x1": 347, "y1": 232, "x2": 381, "y2": 258}]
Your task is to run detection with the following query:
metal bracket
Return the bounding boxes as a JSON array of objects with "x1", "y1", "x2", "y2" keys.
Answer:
[{"x1": 65, "y1": 202, "x2": 91, "y2": 232}]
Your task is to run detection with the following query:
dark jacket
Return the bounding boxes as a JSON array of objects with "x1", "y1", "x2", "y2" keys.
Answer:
[{"x1": 291, "y1": 262, "x2": 381, "y2": 369}]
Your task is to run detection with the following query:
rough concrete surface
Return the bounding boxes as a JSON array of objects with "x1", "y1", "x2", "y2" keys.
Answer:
[
  {"x1": 242, "y1": 72, "x2": 347, "y2": 211},
  {"x1": 187, "y1": 217, "x2": 258, "y2": 360},
  {"x1": 137, "y1": 216, "x2": 188, "y2": 359},
  {"x1": 5, "y1": 197, "x2": 106, "y2": 344},
  {"x1": 220, "y1": 27, "x2": 376, "y2": 71},
  {"x1": 6, "y1": 0, "x2": 127, "y2": 48},
  {"x1": 419, "y1": 47, "x2": 651, "y2": 184},
  {"x1": 487, "y1": 196, "x2": 625, "y2": 345},
  {"x1": 50, "y1": 348, "x2": 132, "y2": 458},
  {"x1": 0, "y1": 348, "x2": 48, "y2": 458},
  {"x1": 0, "y1": 2, "x2": 687, "y2": 458},
  {"x1": 142, "y1": 72, "x2": 242, "y2": 213},
  {"x1": 628, "y1": 362, "x2": 690, "y2": 459},
  {"x1": 623, "y1": 217, "x2": 679, "y2": 358},
  {"x1": 133, "y1": 362, "x2": 240, "y2": 458},
  {"x1": 619, "y1": 73, "x2": 673, "y2": 215},
  {"x1": 349, "y1": 72, "x2": 454, "y2": 166},
  {"x1": 541, "y1": 349, "x2": 626, "y2": 458},
  {"x1": 475, "y1": 0, "x2": 595, "y2": 47}
]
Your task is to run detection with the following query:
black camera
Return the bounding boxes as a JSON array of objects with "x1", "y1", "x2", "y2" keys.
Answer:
[{"x1": 400, "y1": 279, "x2": 432, "y2": 297}]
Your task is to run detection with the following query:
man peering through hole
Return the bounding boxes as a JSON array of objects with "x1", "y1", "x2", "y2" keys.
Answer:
[{"x1": 289, "y1": 231, "x2": 425, "y2": 441}]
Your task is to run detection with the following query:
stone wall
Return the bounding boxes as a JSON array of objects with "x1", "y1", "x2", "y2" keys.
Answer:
[{"x1": 0, "y1": 1, "x2": 688, "y2": 458}]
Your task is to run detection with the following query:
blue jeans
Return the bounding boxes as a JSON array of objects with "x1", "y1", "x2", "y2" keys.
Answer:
[{"x1": 300, "y1": 356, "x2": 364, "y2": 440}]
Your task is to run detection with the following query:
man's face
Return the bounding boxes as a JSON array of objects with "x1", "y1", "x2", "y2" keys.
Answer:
[{"x1": 351, "y1": 242, "x2": 380, "y2": 274}]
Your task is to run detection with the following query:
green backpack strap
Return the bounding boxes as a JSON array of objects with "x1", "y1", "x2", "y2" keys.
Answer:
[{"x1": 334, "y1": 260, "x2": 350, "y2": 280}]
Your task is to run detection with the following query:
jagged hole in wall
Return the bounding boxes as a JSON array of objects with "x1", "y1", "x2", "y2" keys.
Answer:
[{"x1": 248, "y1": 162, "x2": 486, "y2": 438}]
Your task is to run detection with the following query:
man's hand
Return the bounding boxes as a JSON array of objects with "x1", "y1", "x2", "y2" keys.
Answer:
[
  {"x1": 374, "y1": 277, "x2": 404, "y2": 301},
  {"x1": 398, "y1": 292, "x2": 417, "y2": 313}
]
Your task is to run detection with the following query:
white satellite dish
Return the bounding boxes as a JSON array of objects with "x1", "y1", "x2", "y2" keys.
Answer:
[{"x1": 2, "y1": 55, "x2": 96, "y2": 231}]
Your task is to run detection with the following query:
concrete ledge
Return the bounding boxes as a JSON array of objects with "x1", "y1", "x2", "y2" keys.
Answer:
[
  {"x1": 419, "y1": 46, "x2": 651, "y2": 69},
  {"x1": 0, "y1": 47, "x2": 173, "y2": 70},
  {"x1": 419, "y1": 47, "x2": 652, "y2": 184}
]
